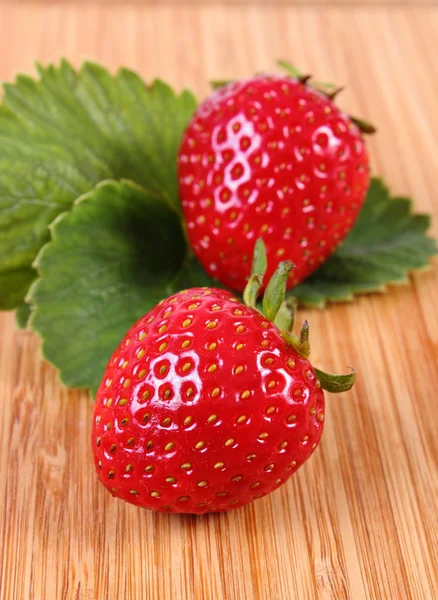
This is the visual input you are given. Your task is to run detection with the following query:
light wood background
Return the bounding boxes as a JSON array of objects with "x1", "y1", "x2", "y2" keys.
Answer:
[{"x1": 1, "y1": 2, "x2": 437, "y2": 599}]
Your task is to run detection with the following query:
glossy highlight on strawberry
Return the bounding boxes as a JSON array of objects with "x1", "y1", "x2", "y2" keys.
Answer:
[
  {"x1": 92, "y1": 287, "x2": 325, "y2": 514},
  {"x1": 178, "y1": 75, "x2": 370, "y2": 291}
]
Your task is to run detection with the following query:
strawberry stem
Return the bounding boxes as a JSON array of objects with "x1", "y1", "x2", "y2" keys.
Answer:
[{"x1": 243, "y1": 239, "x2": 356, "y2": 394}]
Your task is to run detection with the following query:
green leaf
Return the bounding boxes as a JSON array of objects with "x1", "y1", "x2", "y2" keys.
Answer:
[
  {"x1": 0, "y1": 60, "x2": 196, "y2": 312},
  {"x1": 169, "y1": 252, "x2": 222, "y2": 292},
  {"x1": 292, "y1": 178, "x2": 437, "y2": 308},
  {"x1": 15, "y1": 302, "x2": 31, "y2": 328},
  {"x1": 28, "y1": 180, "x2": 187, "y2": 395}
]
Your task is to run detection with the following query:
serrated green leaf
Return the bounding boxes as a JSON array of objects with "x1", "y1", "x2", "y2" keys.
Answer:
[
  {"x1": 28, "y1": 180, "x2": 187, "y2": 395},
  {"x1": 292, "y1": 178, "x2": 437, "y2": 308},
  {"x1": 0, "y1": 60, "x2": 196, "y2": 312}
]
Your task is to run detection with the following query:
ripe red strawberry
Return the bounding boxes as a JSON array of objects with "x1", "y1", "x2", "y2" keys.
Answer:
[
  {"x1": 178, "y1": 74, "x2": 371, "y2": 291},
  {"x1": 92, "y1": 256, "x2": 354, "y2": 514}
]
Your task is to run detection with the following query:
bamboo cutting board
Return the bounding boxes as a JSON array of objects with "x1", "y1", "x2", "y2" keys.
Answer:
[{"x1": 0, "y1": 2, "x2": 437, "y2": 599}]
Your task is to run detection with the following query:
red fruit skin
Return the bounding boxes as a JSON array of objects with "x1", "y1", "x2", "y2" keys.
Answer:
[
  {"x1": 92, "y1": 288, "x2": 325, "y2": 514},
  {"x1": 178, "y1": 76, "x2": 370, "y2": 291}
]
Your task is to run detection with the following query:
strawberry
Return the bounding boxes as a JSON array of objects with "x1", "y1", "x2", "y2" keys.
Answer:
[
  {"x1": 92, "y1": 247, "x2": 354, "y2": 514},
  {"x1": 178, "y1": 73, "x2": 371, "y2": 291}
]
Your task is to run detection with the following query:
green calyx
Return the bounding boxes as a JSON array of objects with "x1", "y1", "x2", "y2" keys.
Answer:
[
  {"x1": 243, "y1": 239, "x2": 356, "y2": 394},
  {"x1": 314, "y1": 367, "x2": 356, "y2": 393},
  {"x1": 211, "y1": 61, "x2": 376, "y2": 136},
  {"x1": 277, "y1": 59, "x2": 377, "y2": 135}
]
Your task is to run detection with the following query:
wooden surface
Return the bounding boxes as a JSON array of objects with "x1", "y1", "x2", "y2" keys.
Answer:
[{"x1": 1, "y1": 2, "x2": 437, "y2": 599}]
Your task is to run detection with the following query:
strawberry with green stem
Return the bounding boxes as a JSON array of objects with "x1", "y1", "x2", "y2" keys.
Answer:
[
  {"x1": 92, "y1": 241, "x2": 354, "y2": 513},
  {"x1": 178, "y1": 61, "x2": 374, "y2": 292}
]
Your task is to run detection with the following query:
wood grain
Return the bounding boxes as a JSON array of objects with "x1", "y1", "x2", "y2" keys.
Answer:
[{"x1": 0, "y1": 2, "x2": 437, "y2": 599}]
